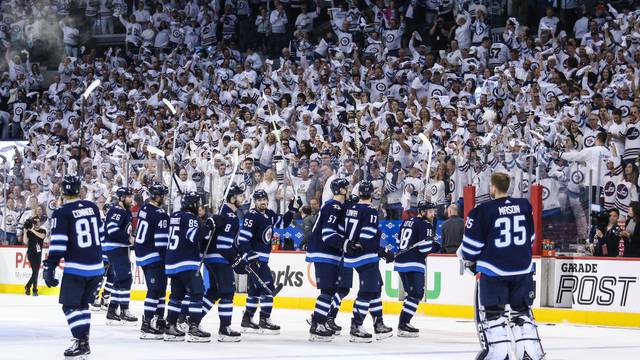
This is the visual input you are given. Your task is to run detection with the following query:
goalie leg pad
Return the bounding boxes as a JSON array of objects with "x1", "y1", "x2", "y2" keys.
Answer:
[
  {"x1": 476, "y1": 315, "x2": 512, "y2": 360},
  {"x1": 511, "y1": 307, "x2": 545, "y2": 360}
]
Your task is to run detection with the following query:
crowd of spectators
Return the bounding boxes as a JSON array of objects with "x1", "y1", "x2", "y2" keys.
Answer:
[{"x1": 0, "y1": 0, "x2": 639, "y2": 257}]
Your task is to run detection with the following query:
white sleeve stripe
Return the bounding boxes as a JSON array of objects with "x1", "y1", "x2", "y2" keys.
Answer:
[
  {"x1": 462, "y1": 235, "x2": 484, "y2": 248},
  {"x1": 461, "y1": 244, "x2": 481, "y2": 256},
  {"x1": 50, "y1": 234, "x2": 68, "y2": 241}
]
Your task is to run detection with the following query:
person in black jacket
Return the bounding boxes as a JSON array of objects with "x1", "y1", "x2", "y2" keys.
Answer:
[
  {"x1": 23, "y1": 216, "x2": 47, "y2": 296},
  {"x1": 621, "y1": 202, "x2": 640, "y2": 258},
  {"x1": 593, "y1": 209, "x2": 621, "y2": 257}
]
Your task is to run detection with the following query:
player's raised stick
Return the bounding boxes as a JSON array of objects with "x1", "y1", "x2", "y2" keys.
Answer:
[
  {"x1": 79, "y1": 79, "x2": 101, "y2": 176},
  {"x1": 262, "y1": 93, "x2": 295, "y2": 202},
  {"x1": 197, "y1": 148, "x2": 240, "y2": 275}
]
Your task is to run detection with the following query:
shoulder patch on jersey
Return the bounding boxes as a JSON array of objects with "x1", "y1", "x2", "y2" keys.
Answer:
[{"x1": 332, "y1": 204, "x2": 341, "y2": 210}]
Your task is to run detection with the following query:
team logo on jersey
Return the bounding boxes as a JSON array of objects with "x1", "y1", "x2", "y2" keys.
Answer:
[
  {"x1": 626, "y1": 127, "x2": 640, "y2": 140},
  {"x1": 473, "y1": 23, "x2": 487, "y2": 35},
  {"x1": 604, "y1": 181, "x2": 616, "y2": 196},
  {"x1": 571, "y1": 170, "x2": 584, "y2": 185},
  {"x1": 385, "y1": 33, "x2": 395, "y2": 44},
  {"x1": 449, "y1": 179, "x2": 456, "y2": 193},
  {"x1": 431, "y1": 185, "x2": 437, "y2": 196},
  {"x1": 519, "y1": 179, "x2": 529, "y2": 192},
  {"x1": 620, "y1": 105, "x2": 630, "y2": 118},
  {"x1": 172, "y1": 29, "x2": 181, "y2": 38},
  {"x1": 542, "y1": 186, "x2": 550, "y2": 200},
  {"x1": 262, "y1": 225, "x2": 273, "y2": 245},
  {"x1": 340, "y1": 37, "x2": 350, "y2": 46},
  {"x1": 617, "y1": 183, "x2": 629, "y2": 199},
  {"x1": 14, "y1": 107, "x2": 23, "y2": 116},
  {"x1": 544, "y1": 91, "x2": 556, "y2": 102},
  {"x1": 48, "y1": 200, "x2": 57, "y2": 211},
  {"x1": 584, "y1": 136, "x2": 595, "y2": 147},
  {"x1": 375, "y1": 83, "x2": 387, "y2": 92},
  {"x1": 431, "y1": 88, "x2": 443, "y2": 97}
]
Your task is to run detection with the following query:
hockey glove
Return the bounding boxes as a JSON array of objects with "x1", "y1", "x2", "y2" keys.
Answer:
[
  {"x1": 205, "y1": 216, "x2": 216, "y2": 232},
  {"x1": 378, "y1": 248, "x2": 395, "y2": 263},
  {"x1": 43, "y1": 260, "x2": 59, "y2": 288},
  {"x1": 430, "y1": 241, "x2": 442, "y2": 254},
  {"x1": 344, "y1": 240, "x2": 364, "y2": 255},
  {"x1": 288, "y1": 197, "x2": 303, "y2": 212},
  {"x1": 231, "y1": 255, "x2": 248, "y2": 275}
]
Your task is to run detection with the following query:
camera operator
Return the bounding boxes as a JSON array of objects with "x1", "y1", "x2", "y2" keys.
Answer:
[
  {"x1": 592, "y1": 209, "x2": 622, "y2": 257},
  {"x1": 22, "y1": 216, "x2": 46, "y2": 296}
]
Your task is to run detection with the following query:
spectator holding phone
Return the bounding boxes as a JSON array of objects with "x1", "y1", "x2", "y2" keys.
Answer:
[{"x1": 22, "y1": 216, "x2": 46, "y2": 296}]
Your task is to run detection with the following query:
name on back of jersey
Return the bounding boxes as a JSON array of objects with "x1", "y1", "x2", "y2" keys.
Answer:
[
  {"x1": 346, "y1": 209, "x2": 359, "y2": 217},
  {"x1": 71, "y1": 207, "x2": 96, "y2": 218},
  {"x1": 498, "y1": 204, "x2": 521, "y2": 215}
]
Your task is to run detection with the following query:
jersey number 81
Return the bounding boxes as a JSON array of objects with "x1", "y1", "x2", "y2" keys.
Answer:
[{"x1": 77, "y1": 217, "x2": 100, "y2": 248}]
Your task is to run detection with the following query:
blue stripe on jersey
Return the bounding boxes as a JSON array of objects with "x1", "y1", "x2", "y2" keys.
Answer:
[
  {"x1": 102, "y1": 242, "x2": 129, "y2": 251},
  {"x1": 477, "y1": 260, "x2": 535, "y2": 277},
  {"x1": 305, "y1": 252, "x2": 342, "y2": 264},
  {"x1": 136, "y1": 252, "x2": 161, "y2": 266},
  {"x1": 343, "y1": 253, "x2": 379, "y2": 268},
  {"x1": 63, "y1": 261, "x2": 104, "y2": 277},
  {"x1": 165, "y1": 260, "x2": 199, "y2": 275},
  {"x1": 256, "y1": 251, "x2": 270, "y2": 263},
  {"x1": 204, "y1": 253, "x2": 229, "y2": 264},
  {"x1": 394, "y1": 261, "x2": 426, "y2": 273}
]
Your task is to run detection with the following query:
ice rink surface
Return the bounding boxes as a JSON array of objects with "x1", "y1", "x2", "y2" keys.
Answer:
[{"x1": 1, "y1": 294, "x2": 639, "y2": 360}]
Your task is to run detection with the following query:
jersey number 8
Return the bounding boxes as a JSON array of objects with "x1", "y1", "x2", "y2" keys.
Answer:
[{"x1": 494, "y1": 215, "x2": 527, "y2": 248}]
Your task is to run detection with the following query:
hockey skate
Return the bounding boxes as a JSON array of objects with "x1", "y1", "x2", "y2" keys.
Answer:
[
  {"x1": 309, "y1": 321, "x2": 334, "y2": 342},
  {"x1": 90, "y1": 297, "x2": 102, "y2": 312},
  {"x1": 101, "y1": 295, "x2": 110, "y2": 311},
  {"x1": 218, "y1": 326, "x2": 242, "y2": 342},
  {"x1": 326, "y1": 317, "x2": 342, "y2": 336},
  {"x1": 120, "y1": 309, "x2": 138, "y2": 325},
  {"x1": 259, "y1": 317, "x2": 281, "y2": 335},
  {"x1": 105, "y1": 307, "x2": 122, "y2": 326},
  {"x1": 151, "y1": 316, "x2": 167, "y2": 333},
  {"x1": 140, "y1": 317, "x2": 164, "y2": 340},
  {"x1": 163, "y1": 323, "x2": 185, "y2": 342},
  {"x1": 373, "y1": 317, "x2": 393, "y2": 340},
  {"x1": 176, "y1": 314, "x2": 190, "y2": 333},
  {"x1": 349, "y1": 321, "x2": 373, "y2": 343},
  {"x1": 240, "y1": 312, "x2": 261, "y2": 334},
  {"x1": 397, "y1": 322, "x2": 420, "y2": 338},
  {"x1": 187, "y1": 323, "x2": 212, "y2": 343},
  {"x1": 63, "y1": 338, "x2": 90, "y2": 360}
]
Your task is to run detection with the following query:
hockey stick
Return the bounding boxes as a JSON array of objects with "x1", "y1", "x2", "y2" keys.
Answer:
[
  {"x1": 377, "y1": 128, "x2": 394, "y2": 212},
  {"x1": 418, "y1": 133, "x2": 434, "y2": 202},
  {"x1": 147, "y1": 145, "x2": 183, "y2": 195},
  {"x1": 389, "y1": 239, "x2": 429, "y2": 257},
  {"x1": 196, "y1": 148, "x2": 240, "y2": 275},
  {"x1": 262, "y1": 93, "x2": 295, "y2": 201},
  {"x1": 245, "y1": 264, "x2": 284, "y2": 297},
  {"x1": 162, "y1": 99, "x2": 182, "y2": 208}
]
